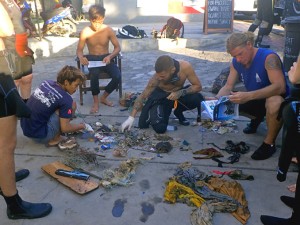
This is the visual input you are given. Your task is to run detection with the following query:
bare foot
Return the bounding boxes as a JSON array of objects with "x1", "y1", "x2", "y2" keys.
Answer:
[
  {"x1": 287, "y1": 184, "x2": 296, "y2": 193},
  {"x1": 100, "y1": 97, "x2": 114, "y2": 107},
  {"x1": 90, "y1": 104, "x2": 99, "y2": 114},
  {"x1": 47, "y1": 135, "x2": 65, "y2": 147},
  {"x1": 292, "y1": 157, "x2": 298, "y2": 164}
]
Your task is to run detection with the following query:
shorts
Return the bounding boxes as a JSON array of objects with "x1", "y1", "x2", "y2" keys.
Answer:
[
  {"x1": 239, "y1": 99, "x2": 266, "y2": 120},
  {"x1": 32, "y1": 113, "x2": 60, "y2": 144},
  {"x1": 0, "y1": 74, "x2": 18, "y2": 117},
  {"x1": 0, "y1": 49, "x2": 33, "y2": 80}
]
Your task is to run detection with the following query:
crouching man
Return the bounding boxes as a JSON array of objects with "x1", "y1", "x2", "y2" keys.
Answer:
[{"x1": 121, "y1": 55, "x2": 204, "y2": 134}]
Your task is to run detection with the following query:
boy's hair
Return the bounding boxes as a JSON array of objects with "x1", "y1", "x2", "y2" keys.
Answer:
[
  {"x1": 155, "y1": 55, "x2": 174, "y2": 73},
  {"x1": 226, "y1": 32, "x2": 255, "y2": 53},
  {"x1": 57, "y1": 66, "x2": 85, "y2": 85},
  {"x1": 88, "y1": 5, "x2": 106, "y2": 21}
]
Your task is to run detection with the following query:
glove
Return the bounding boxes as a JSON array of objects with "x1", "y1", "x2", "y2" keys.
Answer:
[
  {"x1": 15, "y1": 32, "x2": 31, "y2": 57},
  {"x1": 121, "y1": 116, "x2": 134, "y2": 132},
  {"x1": 277, "y1": 167, "x2": 287, "y2": 182},
  {"x1": 84, "y1": 123, "x2": 94, "y2": 133}
]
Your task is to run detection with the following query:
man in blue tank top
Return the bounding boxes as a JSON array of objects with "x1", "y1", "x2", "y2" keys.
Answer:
[{"x1": 215, "y1": 32, "x2": 288, "y2": 160}]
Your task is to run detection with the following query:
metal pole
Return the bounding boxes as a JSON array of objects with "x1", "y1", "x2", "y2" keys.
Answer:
[{"x1": 33, "y1": 0, "x2": 42, "y2": 40}]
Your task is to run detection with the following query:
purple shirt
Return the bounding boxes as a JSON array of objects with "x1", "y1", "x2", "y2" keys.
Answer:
[{"x1": 21, "y1": 80, "x2": 73, "y2": 138}]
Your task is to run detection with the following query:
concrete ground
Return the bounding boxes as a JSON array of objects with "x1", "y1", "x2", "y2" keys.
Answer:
[{"x1": 0, "y1": 20, "x2": 297, "y2": 225}]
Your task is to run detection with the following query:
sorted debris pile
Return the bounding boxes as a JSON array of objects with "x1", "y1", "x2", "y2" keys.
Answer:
[
  {"x1": 100, "y1": 158, "x2": 142, "y2": 188},
  {"x1": 164, "y1": 165, "x2": 251, "y2": 225},
  {"x1": 199, "y1": 119, "x2": 238, "y2": 134}
]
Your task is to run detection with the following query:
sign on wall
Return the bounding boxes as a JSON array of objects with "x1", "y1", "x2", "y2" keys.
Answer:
[{"x1": 203, "y1": 0, "x2": 234, "y2": 34}]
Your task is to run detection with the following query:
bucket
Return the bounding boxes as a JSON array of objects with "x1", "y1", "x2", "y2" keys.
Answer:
[{"x1": 282, "y1": 17, "x2": 300, "y2": 72}]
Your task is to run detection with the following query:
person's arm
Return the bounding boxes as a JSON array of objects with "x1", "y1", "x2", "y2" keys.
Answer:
[
  {"x1": 181, "y1": 61, "x2": 202, "y2": 93},
  {"x1": 121, "y1": 76, "x2": 158, "y2": 132},
  {"x1": 103, "y1": 27, "x2": 121, "y2": 64},
  {"x1": 60, "y1": 118, "x2": 85, "y2": 133},
  {"x1": 0, "y1": 0, "x2": 24, "y2": 34},
  {"x1": 0, "y1": 3, "x2": 14, "y2": 37},
  {"x1": 288, "y1": 56, "x2": 300, "y2": 85},
  {"x1": 76, "y1": 28, "x2": 89, "y2": 65},
  {"x1": 216, "y1": 63, "x2": 238, "y2": 98},
  {"x1": 130, "y1": 77, "x2": 158, "y2": 118},
  {"x1": 166, "y1": 61, "x2": 202, "y2": 100},
  {"x1": 229, "y1": 54, "x2": 286, "y2": 104}
]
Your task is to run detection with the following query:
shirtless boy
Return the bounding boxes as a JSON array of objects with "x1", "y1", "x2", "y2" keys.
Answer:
[{"x1": 76, "y1": 5, "x2": 121, "y2": 113}]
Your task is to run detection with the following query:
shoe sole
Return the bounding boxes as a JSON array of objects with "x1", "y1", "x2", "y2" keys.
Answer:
[
  {"x1": 7, "y1": 208, "x2": 52, "y2": 219},
  {"x1": 58, "y1": 143, "x2": 78, "y2": 150}
]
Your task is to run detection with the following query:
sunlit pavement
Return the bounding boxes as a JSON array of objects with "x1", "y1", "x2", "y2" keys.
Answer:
[{"x1": 0, "y1": 20, "x2": 294, "y2": 225}]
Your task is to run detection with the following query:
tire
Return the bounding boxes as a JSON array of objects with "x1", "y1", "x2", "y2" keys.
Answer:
[{"x1": 52, "y1": 19, "x2": 77, "y2": 36}]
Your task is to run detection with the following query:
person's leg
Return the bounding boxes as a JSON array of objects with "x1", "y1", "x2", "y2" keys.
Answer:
[
  {"x1": 250, "y1": 96, "x2": 283, "y2": 160},
  {"x1": 150, "y1": 101, "x2": 173, "y2": 134},
  {"x1": 239, "y1": 99, "x2": 266, "y2": 134},
  {"x1": 101, "y1": 63, "x2": 121, "y2": 107},
  {"x1": 15, "y1": 74, "x2": 33, "y2": 102},
  {"x1": 139, "y1": 99, "x2": 173, "y2": 134},
  {"x1": 255, "y1": 0, "x2": 273, "y2": 48},
  {"x1": 0, "y1": 75, "x2": 52, "y2": 219},
  {"x1": 43, "y1": 113, "x2": 62, "y2": 146},
  {"x1": 0, "y1": 74, "x2": 31, "y2": 118},
  {"x1": 248, "y1": 0, "x2": 262, "y2": 32},
  {"x1": 89, "y1": 68, "x2": 100, "y2": 113},
  {"x1": 0, "y1": 115, "x2": 17, "y2": 197},
  {"x1": 264, "y1": 95, "x2": 284, "y2": 145},
  {"x1": 261, "y1": 101, "x2": 300, "y2": 224},
  {"x1": 174, "y1": 93, "x2": 204, "y2": 125}
]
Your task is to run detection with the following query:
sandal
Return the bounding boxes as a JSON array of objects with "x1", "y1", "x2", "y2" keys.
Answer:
[{"x1": 58, "y1": 137, "x2": 78, "y2": 150}]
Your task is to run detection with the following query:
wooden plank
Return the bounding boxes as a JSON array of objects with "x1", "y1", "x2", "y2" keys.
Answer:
[{"x1": 42, "y1": 161, "x2": 99, "y2": 195}]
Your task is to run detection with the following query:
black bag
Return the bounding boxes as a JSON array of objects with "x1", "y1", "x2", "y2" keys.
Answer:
[
  {"x1": 160, "y1": 17, "x2": 184, "y2": 39},
  {"x1": 117, "y1": 25, "x2": 147, "y2": 39}
]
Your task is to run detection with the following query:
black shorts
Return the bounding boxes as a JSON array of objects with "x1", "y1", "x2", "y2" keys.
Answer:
[
  {"x1": 239, "y1": 99, "x2": 266, "y2": 120},
  {"x1": 0, "y1": 74, "x2": 18, "y2": 117}
]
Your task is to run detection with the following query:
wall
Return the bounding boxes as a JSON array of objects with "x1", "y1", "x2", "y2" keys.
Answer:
[
  {"x1": 36, "y1": 0, "x2": 204, "y2": 24},
  {"x1": 102, "y1": 0, "x2": 204, "y2": 24}
]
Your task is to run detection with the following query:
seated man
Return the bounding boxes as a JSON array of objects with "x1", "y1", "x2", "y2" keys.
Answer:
[
  {"x1": 21, "y1": 66, "x2": 90, "y2": 147},
  {"x1": 76, "y1": 4, "x2": 121, "y2": 113},
  {"x1": 121, "y1": 55, "x2": 204, "y2": 134},
  {"x1": 215, "y1": 32, "x2": 288, "y2": 160}
]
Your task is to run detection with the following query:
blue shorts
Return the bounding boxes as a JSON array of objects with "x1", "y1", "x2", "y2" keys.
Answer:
[{"x1": 33, "y1": 113, "x2": 60, "y2": 144}]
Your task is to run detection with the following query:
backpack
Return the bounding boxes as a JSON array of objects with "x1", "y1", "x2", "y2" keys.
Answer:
[
  {"x1": 211, "y1": 66, "x2": 230, "y2": 94},
  {"x1": 160, "y1": 17, "x2": 184, "y2": 39},
  {"x1": 117, "y1": 25, "x2": 147, "y2": 39}
]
